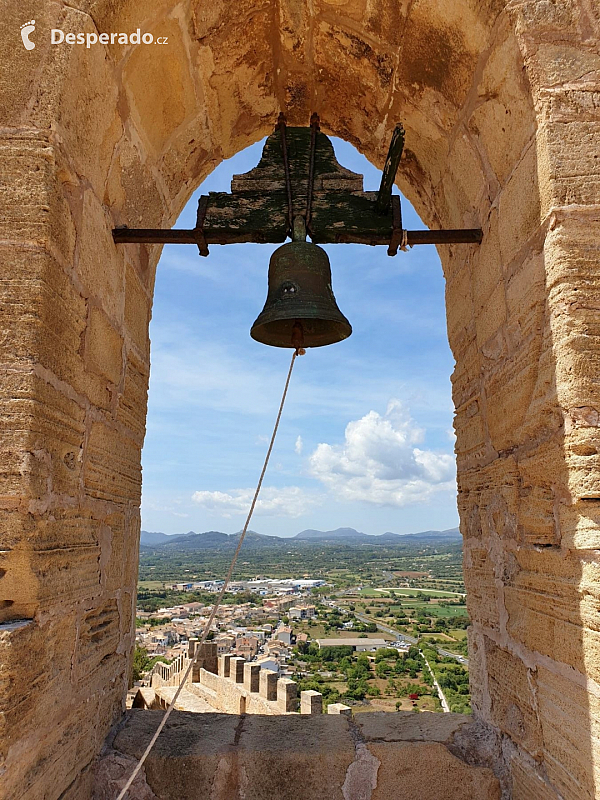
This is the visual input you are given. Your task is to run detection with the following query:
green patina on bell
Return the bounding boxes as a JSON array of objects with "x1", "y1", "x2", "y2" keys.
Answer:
[{"x1": 251, "y1": 221, "x2": 352, "y2": 349}]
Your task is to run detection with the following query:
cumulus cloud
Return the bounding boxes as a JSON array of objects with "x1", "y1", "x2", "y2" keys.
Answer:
[
  {"x1": 308, "y1": 399, "x2": 455, "y2": 507},
  {"x1": 191, "y1": 486, "x2": 321, "y2": 518},
  {"x1": 295, "y1": 435, "x2": 303, "y2": 455}
]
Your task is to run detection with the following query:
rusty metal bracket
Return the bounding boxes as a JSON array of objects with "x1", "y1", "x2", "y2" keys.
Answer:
[
  {"x1": 388, "y1": 195, "x2": 403, "y2": 256},
  {"x1": 195, "y1": 195, "x2": 209, "y2": 257}
]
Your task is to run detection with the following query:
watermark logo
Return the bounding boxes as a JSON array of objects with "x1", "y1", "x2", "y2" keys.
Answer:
[
  {"x1": 51, "y1": 29, "x2": 168, "y2": 47},
  {"x1": 20, "y1": 19, "x2": 36, "y2": 50}
]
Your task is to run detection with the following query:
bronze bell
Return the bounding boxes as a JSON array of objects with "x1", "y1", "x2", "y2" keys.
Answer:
[{"x1": 251, "y1": 240, "x2": 352, "y2": 348}]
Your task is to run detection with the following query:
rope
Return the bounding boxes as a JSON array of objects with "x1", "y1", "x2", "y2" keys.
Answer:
[
  {"x1": 278, "y1": 113, "x2": 294, "y2": 238},
  {"x1": 116, "y1": 348, "x2": 303, "y2": 799},
  {"x1": 400, "y1": 229, "x2": 409, "y2": 252}
]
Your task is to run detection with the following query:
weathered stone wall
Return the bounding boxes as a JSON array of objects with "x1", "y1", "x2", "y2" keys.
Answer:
[
  {"x1": 96, "y1": 710, "x2": 501, "y2": 800},
  {"x1": 1, "y1": 1, "x2": 599, "y2": 799}
]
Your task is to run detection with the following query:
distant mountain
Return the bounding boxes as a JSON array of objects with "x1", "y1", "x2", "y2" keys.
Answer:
[
  {"x1": 381, "y1": 528, "x2": 461, "y2": 542},
  {"x1": 140, "y1": 526, "x2": 461, "y2": 548},
  {"x1": 140, "y1": 531, "x2": 173, "y2": 546},
  {"x1": 293, "y1": 527, "x2": 460, "y2": 544},
  {"x1": 140, "y1": 529, "x2": 281, "y2": 549},
  {"x1": 295, "y1": 527, "x2": 369, "y2": 541}
]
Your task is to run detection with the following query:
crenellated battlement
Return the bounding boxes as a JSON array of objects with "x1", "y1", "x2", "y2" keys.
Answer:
[{"x1": 144, "y1": 642, "x2": 342, "y2": 716}]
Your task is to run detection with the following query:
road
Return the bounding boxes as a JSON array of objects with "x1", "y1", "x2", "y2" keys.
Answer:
[
  {"x1": 420, "y1": 650, "x2": 450, "y2": 712},
  {"x1": 353, "y1": 612, "x2": 469, "y2": 667}
]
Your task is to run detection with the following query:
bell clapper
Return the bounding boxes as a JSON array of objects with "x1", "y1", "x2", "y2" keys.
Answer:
[{"x1": 291, "y1": 320, "x2": 305, "y2": 350}]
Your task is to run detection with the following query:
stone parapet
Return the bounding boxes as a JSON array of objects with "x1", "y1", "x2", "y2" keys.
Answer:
[
  {"x1": 97, "y1": 710, "x2": 501, "y2": 800},
  {"x1": 186, "y1": 665, "x2": 314, "y2": 716},
  {"x1": 150, "y1": 654, "x2": 190, "y2": 688}
]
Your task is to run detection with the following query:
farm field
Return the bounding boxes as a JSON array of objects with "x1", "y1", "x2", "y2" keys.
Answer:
[{"x1": 370, "y1": 587, "x2": 465, "y2": 598}]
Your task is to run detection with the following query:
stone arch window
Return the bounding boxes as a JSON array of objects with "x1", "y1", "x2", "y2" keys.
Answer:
[{"x1": 1, "y1": 1, "x2": 599, "y2": 798}]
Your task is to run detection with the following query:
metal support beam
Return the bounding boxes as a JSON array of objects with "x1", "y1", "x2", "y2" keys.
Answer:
[
  {"x1": 376, "y1": 124, "x2": 405, "y2": 215},
  {"x1": 112, "y1": 226, "x2": 483, "y2": 248}
]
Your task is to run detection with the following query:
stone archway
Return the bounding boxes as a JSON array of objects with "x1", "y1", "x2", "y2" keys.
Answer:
[{"x1": 1, "y1": 1, "x2": 599, "y2": 798}]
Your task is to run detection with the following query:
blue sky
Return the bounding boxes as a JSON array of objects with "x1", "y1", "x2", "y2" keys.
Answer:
[{"x1": 140, "y1": 137, "x2": 459, "y2": 537}]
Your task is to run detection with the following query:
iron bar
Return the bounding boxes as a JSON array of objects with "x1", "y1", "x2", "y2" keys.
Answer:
[
  {"x1": 388, "y1": 195, "x2": 403, "y2": 256},
  {"x1": 277, "y1": 113, "x2": 294, "y2": 237},
  {"x1": 194, "y1": 195, "x2": 209, "y2": 256},
  {"x1": 376, "y1": 123, "x2": 405, "y2": 215},
  {"x1": 305, "y1": 112, "x2": 320, "y2": 234},
  {"x1": 112, "y1": 227, "x2": 483, "y2": 248}
]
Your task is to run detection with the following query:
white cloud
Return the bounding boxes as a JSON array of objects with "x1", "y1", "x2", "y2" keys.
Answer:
[
  {"x1": 308, "y1": 399, "x2": 455, "y2": 507},
  {"x1": 295, "y1": 435, "x2": 303, "y2": 455},
  {"x1": 191, "y1": 485, "x2": 321, "y2": 518}
]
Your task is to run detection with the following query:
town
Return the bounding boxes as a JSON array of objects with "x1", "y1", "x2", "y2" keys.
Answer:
[{"x1": 134, "y1": 561, "x2": 471, "y2": 715}]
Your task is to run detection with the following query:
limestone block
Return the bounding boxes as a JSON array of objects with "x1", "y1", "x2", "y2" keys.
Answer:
[
  {"x1": 54, "y1": 14, "x2": 122, "y2": 197},
  {"x1": 475, "y1": 283, "x2": 507, "y2": 353},
  {"x1": 529, "y1": 44, "x2": 600, "y2": 90},
  {"x1": 471, "y1": 211, "x2": 502, "y2": 315},
  {"x1": 536, "y1": 665, "x2": 600, "y2": 800},
  {"x1": 510, "y1": 751, "x2": 563, "y2": 800},
  {"x1": 395, "y1": 0, "x2": 482, "y2": 110},
  {"x1": 218, "y1": 654, "x2": 232, "y2": 678},
  {"x1": 368, "y1": 741, "x2": 500, "y2": 800},
  {"x1": 0, "y1": 135, "x2": 76, "y2": 264},
  {"x1": 0, "y1": 2, "x2": 61, "y2": 125},
  {"x1": 0, "y1": 247, "x2": 85, "y2": 383},
  {"x1": 192, "y1": 3, "x2": 278, "y2": 158},
  {"x1": 237, "y1": 714, "x2": 355, "y2": 800},
  {"x1": 313, "y1": 19, "x2": 393, "y2": 149},
  {"x1": 477, "y1": 638, "x2": 543, "y2": 758},
  {"x1": 454, "y1": 398, "x2": 485, "y2": 457},
  {"x1": 158, "y1": 116, "x2": 215, "y2": 213},
  {"x1": 0, "y1": 369, "x2": 85, "y2": 501},
  {"x1": 469, "y1": 31, "x2": 535, "y2": 187},
  {"x1": 559, "y1": 500, "x2": 600, "y2": 550},
  {"x1": 498, "y1": 144, "x2": 541, "y2": 267},
  {"x1": 277, "y1": 677, "x2": 298, "y2": 713},
  {"x1": 300, "y1": 689, "x2": 323, "y2": 714},
  {"x1": 515, "y1": 484, "x2": 560, "y2": 547},
  {"x1": 84, "y1": 420, "x2": 142, "y2": 505},
  {"x1": 112, "y1": 711, "x2": 243, "y2": 799},
  {"x1": 537, "y1": 120, "x2": 600, "y2": 208},
  {"x1": 354, "y1": 711, "x2": 471, "y2": 742},
  {"x1": 124, "y1": 264, "x2": 150, "y2": 355},
  {"x1": 77, "y1": 190, "x2": 125, "y2": 321},
  {"x1": 445, "y1": 132, "x2": 488, "y2": 222},
  {"x1": 86, "y1": 307, "x2": 124, "y2": 385},
  {"x1": 194, "y1": 642, "x2": 218, "y2": 677},
  {"x1": 243, "y1": 662, "x2": 260, "y2": 693},
  {"x1": 463, "y1": 545, "x2": 501, "y2": 631},
  {"x1": 505, "y1": 549, "x2": 600, "y2": 681},
  {"x1": 123, "y1": 19, "x2": 197, "y2": 156},
  {"x1": 259, "y1": 668, "x2": 278, "y2": 701},
  {"x1": 72, "y1": 599, "x2": 122, "y2": 684},
  {"x1": 117, "y1": 349, "x2": 150, "y2": 442},
  {"x1": 101, "y1": 512, "x2": 132, "y2": 593},
  {"x1": 327, "y1": 703, "x2": 352, "y2": 716},
  {"x1": 446, "y1": 263, "x2": 475, "y2": 354},
  {"x1": 512, "y1": 0, "x2": 586, "y2": 42},
  {"x1": 230, "y1": 656, "x2": 245, "y2": 683},
  {"x1": 105, "y1": 136, "x2": 168, "y2": 228}
]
